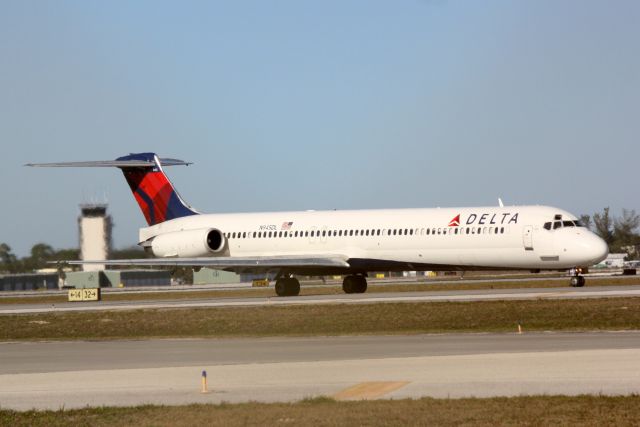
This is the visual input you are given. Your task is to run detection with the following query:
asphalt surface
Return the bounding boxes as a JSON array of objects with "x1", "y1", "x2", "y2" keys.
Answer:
[
  {"x1": 2, "y1": 285, "x2": 640, "y2": 314},
  {"x1": 1, "y1": 332, "x2": 639, "y2": 410}
]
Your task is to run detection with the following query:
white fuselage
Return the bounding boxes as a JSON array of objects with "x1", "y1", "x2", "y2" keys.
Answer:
[{"x1": 138, "y1": 205, "x2": 608, "y2": 273}]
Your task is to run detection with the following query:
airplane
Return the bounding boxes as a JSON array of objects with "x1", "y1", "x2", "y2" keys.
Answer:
[{"x1": 28, "y1": 152, "x2": 609, "y2": 296}]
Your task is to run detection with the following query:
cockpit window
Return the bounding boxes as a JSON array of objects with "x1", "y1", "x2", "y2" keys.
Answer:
[{"x1": 545, "y1": 219, "x2": 583, "y2": 230}]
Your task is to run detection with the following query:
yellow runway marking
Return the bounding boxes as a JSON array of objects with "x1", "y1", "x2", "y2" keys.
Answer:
[{"x1": 333, "y1": 381, "x2": 410, "y2": 400}]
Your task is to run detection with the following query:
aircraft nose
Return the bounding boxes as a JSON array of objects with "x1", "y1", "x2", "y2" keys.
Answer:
[{"x1": 583, "y1": 233, "x2": 609, "y2": 265}]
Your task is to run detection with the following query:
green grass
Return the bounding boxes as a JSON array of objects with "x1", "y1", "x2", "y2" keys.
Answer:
[
  {"x1": 2, "y1": 395, "x2": 640, "y2": 426},
  {"x1": 1, "y1": 275, "x2": 639, "y2": 305},
  {"x1": 2, "y1": 297, "x2": 640, "y2": 341}
]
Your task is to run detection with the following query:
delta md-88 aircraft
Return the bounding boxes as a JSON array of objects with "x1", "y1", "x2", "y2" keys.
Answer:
[{"x1": 29, "y1": 152, "x2": 609, "y2": 296}]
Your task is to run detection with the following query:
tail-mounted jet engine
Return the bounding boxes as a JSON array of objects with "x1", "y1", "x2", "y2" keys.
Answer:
[{"x1": 145, "y1": 228, "x2": 226, "y2": 258}]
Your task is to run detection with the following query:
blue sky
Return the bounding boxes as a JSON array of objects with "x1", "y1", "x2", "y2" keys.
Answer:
[{"x1": 1, "y1": 1, "x2": 638, "y2": 256}]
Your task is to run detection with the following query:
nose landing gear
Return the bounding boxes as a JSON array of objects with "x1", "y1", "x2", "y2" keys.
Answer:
[{"x1": 569, "y1": 268, "x2": 586, "y2": 287}]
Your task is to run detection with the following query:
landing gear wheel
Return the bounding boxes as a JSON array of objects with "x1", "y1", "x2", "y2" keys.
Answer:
[
  {"x1": 570, "y1": 276, "x2": 586, "y2": 287},
  {"x1": 275, "y1": 278, "x2": 301, "y2": 297},
  {"x1": 275, "y1": 279, "x2": 287, "y2": 296},
  {"x1": 342, "y1": 275, "x2": 367, "y2": 294}
]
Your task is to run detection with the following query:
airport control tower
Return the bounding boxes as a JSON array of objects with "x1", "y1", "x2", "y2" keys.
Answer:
[{"x1": 78, "y1": 204, "x2": 113, "y2": 272}]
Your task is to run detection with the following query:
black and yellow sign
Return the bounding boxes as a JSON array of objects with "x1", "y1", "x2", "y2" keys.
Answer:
[
  {"x1": 252, "y1": 279, "x2": 270, "y2": 288},
  {"x1": 68, "y1": 288, "x2": 101, "y2": 302}
]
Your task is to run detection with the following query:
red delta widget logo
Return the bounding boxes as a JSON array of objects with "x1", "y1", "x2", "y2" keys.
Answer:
[{"x1": 448, "y1": 213, "x2": 519, "y2": 226}]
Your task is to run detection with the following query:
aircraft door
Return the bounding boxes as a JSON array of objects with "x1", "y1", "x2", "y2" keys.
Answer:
[{"x1": 523, "y1": 225, "x2": 533, "y2": 250}]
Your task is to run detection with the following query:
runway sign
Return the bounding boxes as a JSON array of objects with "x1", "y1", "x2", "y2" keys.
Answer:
[
  {"x1": 252, "y1": 279, "x2": 270, "y2": 288},
  {"x1": 68, "y1": 288, "x2": 101, "y2": 302}
]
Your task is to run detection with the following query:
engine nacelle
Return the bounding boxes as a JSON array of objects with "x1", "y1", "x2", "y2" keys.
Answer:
[{"x1": 148, "y1": 228, "x2": 225, "y2": 258}]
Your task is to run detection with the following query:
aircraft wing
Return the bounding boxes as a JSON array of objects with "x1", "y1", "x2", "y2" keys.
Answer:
[{"x1": 62, "y1": 255, "x2": 350, "y2": 272}]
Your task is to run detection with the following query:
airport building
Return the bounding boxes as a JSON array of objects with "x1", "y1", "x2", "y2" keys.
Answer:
[
  {"x1": 0, "y1": 273, "x2": 59, "y2": 291},
  {"x1": 594, "y1": 253, "x2": 627, "y2": 269},
  {"x1": 193, "y1": 268, "x2": 275, "y2": 285},
  {"x1": 65, "y1": 270, "x2": 171, "y2": 288}
]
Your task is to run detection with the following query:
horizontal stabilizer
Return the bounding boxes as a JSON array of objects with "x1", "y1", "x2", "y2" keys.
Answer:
[{"x1": 26, "y1": 158, "x2": 191, "y2": 168}]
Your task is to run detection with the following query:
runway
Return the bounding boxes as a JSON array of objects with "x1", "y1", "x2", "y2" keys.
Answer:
[
  {"x1": 1, "y1": 332, "x2": 639, "y2": 410},
  {"x1": 2, "y1": 285, "x2": 640, "y2": 315}
]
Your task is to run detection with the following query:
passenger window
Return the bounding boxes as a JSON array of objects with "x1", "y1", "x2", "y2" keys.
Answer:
[
  {"x1": 494, "y1": 227, "x2": 498, "y2": 234},
  {"x1": 466, "y1": 228, "x2": 470, "y2": 235},
  {"x1": 500, "y1": 227, "x2": 504, "y2": 233},
  {"x1": 454, "y1": 228, "x2": 458, "y2": 235},
  {"x1": 437, "y1": 228, "x2": 441, "y2": 235}
]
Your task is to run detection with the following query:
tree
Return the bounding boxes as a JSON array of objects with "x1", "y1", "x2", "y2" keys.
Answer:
[
  {"x1": 22, "y1": 243, "x2": 56, "y2": 271},
  {"x1": 53, "y1": 248, "x2": 81, "y2": 262},
  {"x1": 0, "y1": 243, "x2": 18, "y2": 273},
  {"x1": 110, "y1": 246, "x2": 151, "y2": 260},
  {"x1": 579, "y1": 214, "x2": 592, "y2": 230},
  {"x1": 593, "y1": 207, "x2": 615, "y2": 245},
  {"x1": 613, "y1": 209, "x2": 640, "y2": 253}
]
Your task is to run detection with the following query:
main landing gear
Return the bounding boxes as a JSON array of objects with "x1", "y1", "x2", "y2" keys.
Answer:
[
  {"x1": 569, "y1": 267, "x2": 586, "y2": 287},
  {"x1": 342, "y1": 275, "x2": 368, "y2": 294},
  {"x1": 275, "y1": 277, "x2": 301, "y2": 297}
]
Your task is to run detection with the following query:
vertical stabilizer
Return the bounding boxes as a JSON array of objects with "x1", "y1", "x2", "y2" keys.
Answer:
[{"x1": 116, "y1": 153, "x2": 198, "y2": 226}]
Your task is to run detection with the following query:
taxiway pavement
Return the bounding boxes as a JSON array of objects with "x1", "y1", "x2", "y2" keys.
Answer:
[{"x1": 1, "y1": 332, "x2": 639, "y2": 410}]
